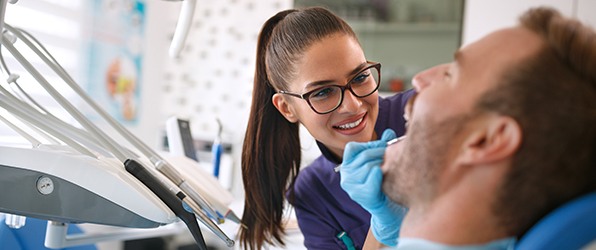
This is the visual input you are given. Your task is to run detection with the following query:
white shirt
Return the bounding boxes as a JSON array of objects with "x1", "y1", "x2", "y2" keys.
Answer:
[{"x1": 387, "y1": 237, "x2": 516, "y2": 250}]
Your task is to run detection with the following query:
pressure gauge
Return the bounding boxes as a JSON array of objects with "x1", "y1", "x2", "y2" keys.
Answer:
[{"x1": 36, "y1": 176, "x2": 54, "y2": 195}]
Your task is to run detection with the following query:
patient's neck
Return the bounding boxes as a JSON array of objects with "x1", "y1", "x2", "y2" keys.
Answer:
[{"x1": 399, "y1": 171, "x2": 511, "y2": 245}]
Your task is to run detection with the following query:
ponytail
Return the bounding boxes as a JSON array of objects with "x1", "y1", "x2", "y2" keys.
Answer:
[
  {"x1": 239, "y1": 9, "x2": 302, "y2": 250},
  {"x1": 240, "y1": 7, "x2": 358, "y2": 249}
]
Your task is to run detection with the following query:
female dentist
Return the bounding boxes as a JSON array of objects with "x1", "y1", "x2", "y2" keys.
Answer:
[{"x1": 239, "y1": 7, "x2": 414, "y2": 250}]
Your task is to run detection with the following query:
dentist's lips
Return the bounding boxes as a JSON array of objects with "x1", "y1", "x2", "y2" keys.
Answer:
[{"x1": 332, "y1": 113, "x2": 367, "y2": 135}]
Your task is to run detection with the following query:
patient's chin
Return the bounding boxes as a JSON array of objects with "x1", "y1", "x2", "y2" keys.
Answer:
[{"x1": 382, "y1": 141, "x2": 405, "y2": 173}]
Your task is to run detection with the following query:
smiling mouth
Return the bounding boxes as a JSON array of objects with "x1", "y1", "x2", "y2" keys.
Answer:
[
  {"x1": 334, "y1": 117, "x2": 363, "y2": 130},
  {"x1": 333, "y1": 113, "x2": 366, "y2": 130}
]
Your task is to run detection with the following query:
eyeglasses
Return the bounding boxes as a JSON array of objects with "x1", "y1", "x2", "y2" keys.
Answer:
[{"x1": 278, "y1": 61, "x2": 381, "y2": 114}]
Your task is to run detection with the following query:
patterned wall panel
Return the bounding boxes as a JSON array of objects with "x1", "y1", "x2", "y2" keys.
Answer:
[{"x1": 160, "y1": 0, "x2": 294, "y2": 195}]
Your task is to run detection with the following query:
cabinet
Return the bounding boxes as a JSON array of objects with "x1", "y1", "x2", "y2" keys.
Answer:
[
  {"x1": 577, "y1": 0, "x2": 596, "y2": 25},
  {"x1": 351, "y1": 21, "x2": 461, "y2": 93},
  {"x1": 294, "y1": 0, "x2": 464, "y2": 92},
  {"x1": 462, "y1": 0, "x2": 576, "y2": 45}
]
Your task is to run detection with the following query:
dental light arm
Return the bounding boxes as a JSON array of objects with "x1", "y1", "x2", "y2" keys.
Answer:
[{"x1": 168, "y1": 0, "x2": 196, "y2": 58}]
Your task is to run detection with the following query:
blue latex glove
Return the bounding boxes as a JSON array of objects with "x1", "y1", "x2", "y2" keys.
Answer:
[{"x1": 339, "y1": 129, "x2": 407, "y2": 247}]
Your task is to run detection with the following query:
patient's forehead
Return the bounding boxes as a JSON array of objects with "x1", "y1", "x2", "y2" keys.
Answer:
[{"x1": 458, "y1": 26, "x2": 544, "y2": 88}]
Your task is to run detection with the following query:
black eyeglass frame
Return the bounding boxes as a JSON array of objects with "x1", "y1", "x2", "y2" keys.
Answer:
[{"x1": 278, "y1": 61, "x2": 382, "y2": 114}]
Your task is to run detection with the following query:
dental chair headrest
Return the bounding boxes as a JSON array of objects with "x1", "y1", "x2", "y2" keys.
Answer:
[{"x1": 516, "y1": 191, "x2": 596, "y2": 250}]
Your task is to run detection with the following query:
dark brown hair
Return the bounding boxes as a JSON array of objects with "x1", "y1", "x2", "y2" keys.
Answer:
[
  {"x1": 240, "y1": 7, "x2": 357, "y2": 249},
  {"x1": 476, "y1": 7, "x2": 596, "y2": 237}
]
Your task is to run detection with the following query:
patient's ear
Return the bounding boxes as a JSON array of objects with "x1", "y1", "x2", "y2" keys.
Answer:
[
  {"x1": 272, "y1": 94, "x2": 299, "y2": 123},
  {"x1": 457, "y1": 115, "x2": 521, "y2": 165}
]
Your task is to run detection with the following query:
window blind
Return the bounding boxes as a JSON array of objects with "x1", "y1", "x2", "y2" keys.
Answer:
[{"x1": 0, "y1": 0, "x2": 85, "y2": 146}]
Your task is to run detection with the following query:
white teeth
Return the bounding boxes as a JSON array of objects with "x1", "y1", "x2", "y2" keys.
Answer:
[{"x1": 337, "y1": 117, "x2": 363, "y2": 129}]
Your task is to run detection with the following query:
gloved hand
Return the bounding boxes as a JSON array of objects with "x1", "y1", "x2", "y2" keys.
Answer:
[{"x1": 339, "y1": 129, "x2": 407, "y2": 247}]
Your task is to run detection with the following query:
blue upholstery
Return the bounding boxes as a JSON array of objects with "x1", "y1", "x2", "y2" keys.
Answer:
[
  {"x1": 516, "y1": 192, "x2": 596, "y2": 250},
  {"x1": 0, "y1": 217, "x2": 96, "y2": 250}
]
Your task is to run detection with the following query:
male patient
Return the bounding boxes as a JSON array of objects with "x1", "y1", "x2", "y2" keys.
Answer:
[{"x1": 340, "y1": 7, "x2": 596, "y2": 249}]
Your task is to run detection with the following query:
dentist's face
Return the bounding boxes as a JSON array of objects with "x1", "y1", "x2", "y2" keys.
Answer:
[
  {"x1": 280, "y1": 34, "x2": 379, "y2": 159},
  {"x1": 381, "y1": 27, "x2": 543, "y2": 206}
]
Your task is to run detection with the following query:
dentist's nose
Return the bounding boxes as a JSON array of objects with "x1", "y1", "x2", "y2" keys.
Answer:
[{"x1": 337, "y1": 90, "x2": 361, "y2": 113}]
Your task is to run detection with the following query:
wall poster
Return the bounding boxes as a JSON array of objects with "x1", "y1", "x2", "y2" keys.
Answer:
[{"x1": 85, "y1": 0, "x2": 145, "y2": 124}]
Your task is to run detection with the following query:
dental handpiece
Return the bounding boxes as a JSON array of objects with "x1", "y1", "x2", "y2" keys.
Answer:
[
  {"x1": 181, "y1": 194, "x2": 235, "y2": 247},
  {"x1": 153, "y1": 159, "x2": 223, "y2": 223},
  {"x1": 333, "y1": 135, "x2": 407, "y2": 173},
  {"x1": 386, "y1": 135, "x2": 407, "y2": 146},
  {"x1": 124, "y1": 159, "x2": 208, "y2": 250},
  {"x1": 125, "y1": 160, "x2": 234, "y2": 248}
]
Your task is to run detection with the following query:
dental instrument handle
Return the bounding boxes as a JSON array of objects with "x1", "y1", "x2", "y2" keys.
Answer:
[
  {"x1": 212, "y1": 118, "x2": 223, "y2": 178},
  {"x1": 212, "y1": 141, "x2": 222, "y2": 178},
  {"x1": 179, "y1": 180, "x2": 224, "y2": 223},
  {"x1": 181, "y1": 195, "x2": 235, "y2": 247},
  {"x1": 335, "y1": 135, "x2": 407, "y2": 173},
  {"x1": 124, "y1": 159, "x2": 208, "y2": 250},
  {"x1": 153, "y1": 159, "x2": 222, "y2": 222}
]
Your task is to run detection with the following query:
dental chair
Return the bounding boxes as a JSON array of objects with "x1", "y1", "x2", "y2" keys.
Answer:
[
  {"x1": 516, "y1": 192, "x2": 596, "y2": 250},
  {"x1": 0, "y1": 217, "x2": 96, "y2": 250}
]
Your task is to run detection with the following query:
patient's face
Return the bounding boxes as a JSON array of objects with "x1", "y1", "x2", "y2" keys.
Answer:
[{"x1": 381, "y1": 26, "x2": 543, "y2": 206}]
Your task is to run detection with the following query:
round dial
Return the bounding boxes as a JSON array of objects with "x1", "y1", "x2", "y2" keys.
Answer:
[{"x1": 36, "y1": 176, "x2": 54, "y2": 195}]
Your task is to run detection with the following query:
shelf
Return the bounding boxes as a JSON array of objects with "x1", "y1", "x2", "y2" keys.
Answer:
[{"x1": 349, "y1": 21, "x2": 460, "y2": 34}]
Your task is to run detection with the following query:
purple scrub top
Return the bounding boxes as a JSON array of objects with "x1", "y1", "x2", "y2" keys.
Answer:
[{"x1": 288, "y1": 89, "x2": 415, "y2": 249}]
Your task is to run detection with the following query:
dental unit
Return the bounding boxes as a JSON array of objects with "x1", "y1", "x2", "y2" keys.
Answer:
[{"x1": 0, "y1": 0, "x2": 237, "y2": 249}]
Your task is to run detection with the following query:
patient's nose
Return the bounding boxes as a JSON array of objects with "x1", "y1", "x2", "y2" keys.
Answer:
[
  {"x1": 412, "y1": 63, "x2": 450, "y2": 92},
  {"x1": 412, "y1": 73, "x2": 430, "y2": 92}
]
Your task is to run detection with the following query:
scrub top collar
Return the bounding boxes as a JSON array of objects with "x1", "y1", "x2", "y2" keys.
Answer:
[{"x1": 316, "y1": 140, "x2": 342, "y2": 165}]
